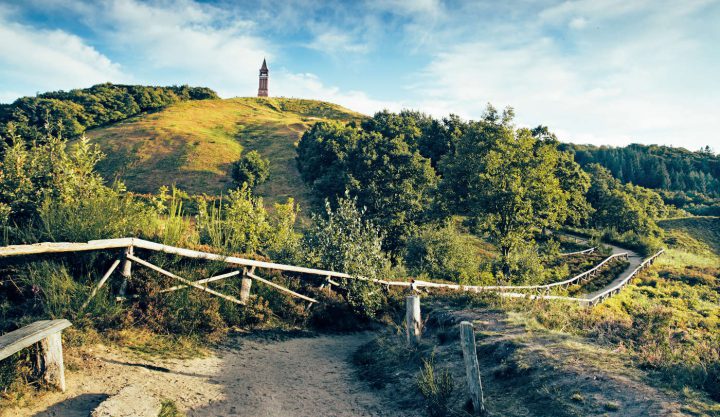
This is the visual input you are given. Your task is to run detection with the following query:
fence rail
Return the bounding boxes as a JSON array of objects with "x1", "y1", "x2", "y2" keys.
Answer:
[
  {"x1": 0, "y1": 238, "x2": 661, "y2": 306},
  {"x1": 559, "y1": 247, "x2": 596, "y2": 256}
]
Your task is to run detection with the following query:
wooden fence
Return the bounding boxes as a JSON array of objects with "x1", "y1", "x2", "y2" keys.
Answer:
[{"x1": 0, "y1": 238, "x2": 661, "y2": 307}]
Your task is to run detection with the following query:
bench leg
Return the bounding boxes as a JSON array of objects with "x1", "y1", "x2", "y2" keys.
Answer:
[{"x1": 39, "y1": 333, "x2": 66, "y2": 392}]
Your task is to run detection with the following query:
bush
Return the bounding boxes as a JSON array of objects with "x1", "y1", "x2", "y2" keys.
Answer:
[
  {"x1": 231, "y1": 150, "x2": 270, "y2": 189},
  {"x1": 302, "y1": 196, "x2": 391, "y2": 319},
  {"x1": 195, "y1": 185, "x2": 299, "y2": 257},
  {"x1": 404, "y1": 223, "x2": 481, "y2": 284},
  {"x1": 417, "y1": 356, "x2": 455, "y2": 417}
]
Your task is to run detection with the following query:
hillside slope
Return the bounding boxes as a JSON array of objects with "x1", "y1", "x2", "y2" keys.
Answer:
[{"x1": 86, "y1": 97, "x2": 363, "y2": 205}]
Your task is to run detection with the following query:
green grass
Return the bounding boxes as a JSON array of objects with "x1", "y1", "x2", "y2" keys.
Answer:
[{"x1": 86, "y1": 97, "x2": 363, "y2": 206}]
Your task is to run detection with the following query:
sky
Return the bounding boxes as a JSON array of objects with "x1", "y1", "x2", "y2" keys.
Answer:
[{"x1": 0, "y1": 0, "x2": 719, "y2": 150}]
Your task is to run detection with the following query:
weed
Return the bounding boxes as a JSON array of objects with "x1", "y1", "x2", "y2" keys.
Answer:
[
  {"x1": 417, "y1": 355, "x2": 455, "y2": 417},
  {"x1": 159, "y1": 399, "x2": 186, "y2": 417}
]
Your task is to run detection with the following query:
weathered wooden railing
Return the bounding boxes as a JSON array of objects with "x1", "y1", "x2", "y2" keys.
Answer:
[
  {"x1": 559, "y1": 247, "x2": 596, "y2": 256},
  {"x1": 0, "y1": 238, "x2": 660, "y2": 307},
  {"x1": 499, "y1": 249, "x2": 664, "y2": 306}
]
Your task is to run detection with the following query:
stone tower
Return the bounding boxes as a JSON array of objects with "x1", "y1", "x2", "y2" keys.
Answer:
[{"x1": 258, "y1": 58, "x2": 269, "y2": 97}]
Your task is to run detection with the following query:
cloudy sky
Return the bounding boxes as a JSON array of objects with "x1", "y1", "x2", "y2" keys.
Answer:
[{"x1": 1, "y1": 0, "x2": 718, "y2": 149}]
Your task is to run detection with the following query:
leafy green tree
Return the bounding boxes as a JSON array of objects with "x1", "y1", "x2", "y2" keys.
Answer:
[
  {"x1": 585, "y1": 163, "x2": 664, "y2": 236},
  {"x1": 440, "y1": 106, "x2": 582, "y2": 282},
  {"x1": 297, "y1": 121, "x2": 438, "y2": 252},
  {"x1": 231, "y1": 150, "x2": 270, "y2": 189},
  {"x1": 301, "y1": 196, "x2": 390, "y2": 318},
  {"x1": 195, "y1": 185, "x2": 299, "y2": 256}
]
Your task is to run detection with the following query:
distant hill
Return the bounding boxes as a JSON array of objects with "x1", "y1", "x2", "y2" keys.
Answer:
[
  {"x1": 86, "y1": 97, "x2": 363, "y2": 205},
  {"x1": 0, "y1": 83, "x2": 218, "y2": 141}
]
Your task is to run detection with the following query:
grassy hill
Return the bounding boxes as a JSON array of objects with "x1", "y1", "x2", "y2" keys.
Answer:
[{"x1": 86, "y1": 97, "x2": 363, "y2": 206}]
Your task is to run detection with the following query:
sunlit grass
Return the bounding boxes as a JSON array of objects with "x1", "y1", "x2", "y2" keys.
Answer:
[{"x1": 85, "y1": 97, "x2": 362, "y2": 207}]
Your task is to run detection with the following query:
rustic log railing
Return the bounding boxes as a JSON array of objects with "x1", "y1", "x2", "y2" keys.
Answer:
[
  {"x1": 498, "y1": 249, "x2": 664, "y2": 306},
  {"x1": 0, "y1": 238, "x2": 661, "y2": 307},
  {"x1": 559, "y1": 247, "x2": 596, "y2": 256}
]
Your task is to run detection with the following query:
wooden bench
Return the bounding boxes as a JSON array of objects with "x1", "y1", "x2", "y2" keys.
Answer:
[{"x1": 0, "y1": 319, "x2": 72, "y2": 392}]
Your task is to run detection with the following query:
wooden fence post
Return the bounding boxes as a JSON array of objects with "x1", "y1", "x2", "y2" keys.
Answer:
[
  {"x1": 39, "y1": 332, "x2": 66, "y2": 392},
  {"x1": 240, "y1": 275, "x2": 253, "y2": 303},
  {"x1": 119, "y1": 246, "x2": 133, "y2": 296},
  {"x1": 460, "y1": 321, "x2": 486, "y2": 415},
  {"x1": 405, "y1": 296, "x2": 421, "y2": 345}
]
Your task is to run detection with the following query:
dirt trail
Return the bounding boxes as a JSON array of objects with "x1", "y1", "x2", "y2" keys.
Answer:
[
  {"x1": 561, "y1": 233, "x2": 644, "y2": 300},
  {"x1": 5, "y1": 333, "x2": 411, "y2": 417}
]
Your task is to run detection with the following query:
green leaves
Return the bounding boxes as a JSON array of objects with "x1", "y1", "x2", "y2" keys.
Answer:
[
  {"x1": 296, "y1": 118, "x2": 439, "y2": 252},
  {"x1": 440, "y1": 106, "x2": 588, "y2": 282},
  {"x1": 231, "y1": 150, "x2": 270, "y2": 189},
  {"x1": 302, "y1": 196, "x2": 390, "y2": 318}
]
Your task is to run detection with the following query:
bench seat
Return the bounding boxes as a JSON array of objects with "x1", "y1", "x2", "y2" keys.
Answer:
[{"x1": 0, "y1": 319, "x2": 72, "y2": 391}]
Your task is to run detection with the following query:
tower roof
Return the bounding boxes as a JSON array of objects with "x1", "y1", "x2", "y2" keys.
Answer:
[{"x1": 260, "y1": 58, "x2": 268, "y2": 71}]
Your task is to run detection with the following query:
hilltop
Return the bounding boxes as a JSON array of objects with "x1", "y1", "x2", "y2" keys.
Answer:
[{"x1": 86, "y1": 97, "x2": 363, "y2": 205}]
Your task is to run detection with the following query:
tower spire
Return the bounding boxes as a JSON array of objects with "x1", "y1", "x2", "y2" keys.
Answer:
[{"x1": 258, "y1": 58, "x2": 269, "y2": 97}]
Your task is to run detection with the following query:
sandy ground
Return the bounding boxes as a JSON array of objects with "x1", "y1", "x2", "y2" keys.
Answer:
[{"x1": 4, "y1": 333, "x2": 412, "y2": 417}]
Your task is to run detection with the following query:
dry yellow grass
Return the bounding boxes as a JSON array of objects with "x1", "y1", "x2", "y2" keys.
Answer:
[{"x1": 86, "y1": 97, "x2": 362, "y2": 206}]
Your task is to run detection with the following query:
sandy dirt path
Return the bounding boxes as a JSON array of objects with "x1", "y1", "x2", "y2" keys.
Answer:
[
  {"x1": 5, "y1": 333, "x2": 411, "y2": 417},
  {"x1": 560, "y1": 232, "x2": 643, "y2": 300}
]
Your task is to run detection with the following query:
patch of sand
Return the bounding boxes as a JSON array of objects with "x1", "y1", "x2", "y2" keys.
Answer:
[{"x1": 5, "y1": 333, "x2": 411, "y2": 417}]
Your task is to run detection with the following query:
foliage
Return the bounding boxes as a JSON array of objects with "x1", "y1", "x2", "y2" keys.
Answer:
[
  {"x1": 584, "y1": 163, "x2": 675, "y2": 237},
  {"x1": 440, "y1": 105, "x2": 589, "y2": 282},
  {"x1": 297, "y1": 118, "x2": 439, "y2": 252},
  {"x1": 301, "y1": 196, "x2": 391, "y2": 318},
  {"x1": 0, "y1": 125, "x2": 158, "y2": 244},
  {"x1": 231, "y1": 150, "x2": 270, "y2": 189},
  {"x1": 565, "y1": 142, "x2": 720, "y2": 197},
  {"x1": 417, "y1": 356, "x2": 455, "y2": 417},
  {"x1": 0, "y1": 83, "x2": 218, "y2": 142},
  {"x1": 404, "y1": 223, "x2": 485, "y2": 284},
  {"x1": 195, "y1": 185, "x2": 300, "y2": 257}
]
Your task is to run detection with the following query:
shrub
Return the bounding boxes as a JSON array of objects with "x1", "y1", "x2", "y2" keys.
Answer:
[
  {"x1": 417, "y1": 356, "x2": 455, "y2": 417},
  {"x1": 231, "y1": 150, "x2": 270, "y2": 189},
  {"x1": 404, "y1": 223, "x2": 481, "y2": 283},
  {"x1": 195, "y1": 185, "x2": 299, "y2": 257},
  {"x1": 302, "y1": 196, "x2": 391, "y2": 319}
]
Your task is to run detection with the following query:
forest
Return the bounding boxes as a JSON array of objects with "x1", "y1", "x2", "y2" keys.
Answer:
[{"x1": 564, "y1": 142, "x2": 720, "y2": 215}]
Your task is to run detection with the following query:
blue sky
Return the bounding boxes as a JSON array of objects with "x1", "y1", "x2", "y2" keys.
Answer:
[{"x1": 0, "y1": 0, "x2": 719, "y2": 149}]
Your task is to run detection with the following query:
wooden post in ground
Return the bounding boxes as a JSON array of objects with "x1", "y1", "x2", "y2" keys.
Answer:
[
  {"x1": 39, "y1": 332, "x2": 66, "y2": 392},
  {"x1": 119, "y1": 246, "x2": 133, "y2": 296},
  {"x1": 405, "y1": 296, "x2": 421, "y2": 345},
  {"x1": 460, "y1": 321, "x2": 486, "y2": 415},
  {"x1": 240, "y1": 275, "x2": 253, "y2": 303}
]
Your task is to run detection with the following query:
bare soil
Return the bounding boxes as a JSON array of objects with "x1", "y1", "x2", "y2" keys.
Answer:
[
  {"x1": 358, "y1": 304, "x2": 692, "y2": 417},
  {"x1": 3, "y1": 332, "x2": 413, "y2": 417}
]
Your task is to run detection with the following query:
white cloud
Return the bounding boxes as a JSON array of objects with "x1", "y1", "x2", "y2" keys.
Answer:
[
  {"x1": 0, "y1": 5, "x2": 128, "y2": 102},
  {"x1": 87, "y1": 0, "x2": 270, "y2": 97},
  {"x1": 273, "y1": 71, "x2": 403, "y2": 115},
  {"x1": 569, "y1": 17, "x2": 587, "y2": 29},
  {"x1": 306, "y1": 30, "x2": 369, "y2": 54},
  {"x1": 406, "y1": 0, "x2": 720, "y2": 149}
]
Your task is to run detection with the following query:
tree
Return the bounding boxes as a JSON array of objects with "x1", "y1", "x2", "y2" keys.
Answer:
[
  {"x1": 584, "y1": 164, "x2": 663, "y2": 236},
  {"x1": 440, "y1": 105, "x2": 580, "y2": 282},
  {"x1": 296, "y1": 120, "x2": 438, "y2": 252},
  {"x1": 231, "y1": 150, "x2": 270, "y2": 189}
]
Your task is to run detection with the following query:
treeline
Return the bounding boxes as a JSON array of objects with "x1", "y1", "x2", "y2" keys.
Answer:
[
  {"x1": 564, "y1": 143, "x2": 720, "y2": 197},
  {"x1": 297, "y1": 107, "x2": 677, "y2": 283},
  {"x1": 0, "y1": 83, "x2": 218, "y2": 141}
]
